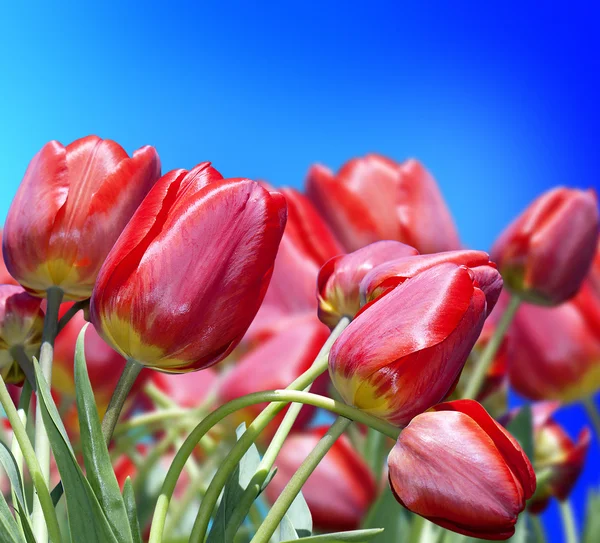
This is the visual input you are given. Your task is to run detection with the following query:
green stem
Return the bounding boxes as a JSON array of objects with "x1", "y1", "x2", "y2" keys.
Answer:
[
  {"x1": 184, "y1": 316, "x2": 351, "y2": 543},
  {"x1": 531, "y1": 515, "x2": 546, "y2": 543},
  {"x1": 113, "y1": 408, "x2": 189, "y2": 436},
  {"x1": 32, "y1": 286, "x2": 63, "y2": 542},
  {"x1": 463, "y1": 295, "x2": 520, "y2": 400},
  {"x1": 148, "y1": 390, "x2": 397, "y2": 543},
  {"x1": 56, "y1": 299, "x2": 88, "y2": 334},
  {"x1": 101, "y1": 358, "x2": 142, "y2": 446},
  {"x1": 10, "y1": 345, "x2": 36, "y2": 391},
  {"x1": 559, "y1": 499, "x2": 578, "y2": 543},
  {"x1": 0, "y1": 376, "x2": 62, "y2": 542},
  {"x1": 250, "y1": 417, "x2": 352, "y2": 543},
  {"x1": 582, "y1": 396, "x2": 600, "y2": 439}
]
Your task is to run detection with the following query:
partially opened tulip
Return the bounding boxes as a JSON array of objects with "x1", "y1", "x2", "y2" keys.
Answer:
[
  {"x1": 91, "y1": 162, "x2": 287, "y2": 373},
  {"x1": 266, "y1": 427, "x2": 377, "y2": 531},
  {"x1": 361, "y1": 249, "x2": 503, "y2": 315},
  {"x1": 508, "y1": 301, "x2": 600, "y2": 402},
  {"x1": 317, "y1": 240, "x2": 418, "y2": 328},
  {"x1": 306, "y1": 155, "x2": 460, "y2": 253},
  {"x1": 388, "y1": 399, "x2": 535, "y2": 540},
  {"x1": 329, "y1": 263, "x2": 489, "y2": 426},
  {"x1": 3, "y1": 136, "x2": 161, "y2": 301},
  {"x1": 0, "y1": 285, "x2": 44, "y2": 384},
  {"x1": 491, "y1": 187, "x2": 599, "y2": 305}
]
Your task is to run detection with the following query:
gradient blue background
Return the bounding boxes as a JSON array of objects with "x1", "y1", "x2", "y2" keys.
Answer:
[{"x1": 1, "y1": 2, "x2": 599, "y2": 541}]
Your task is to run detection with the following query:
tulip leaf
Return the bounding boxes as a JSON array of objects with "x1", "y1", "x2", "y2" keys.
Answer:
[
  {"x1": 361, "y1": 486, "x2": 411, "y2": 542},
  {"x1": 207, "y1": 423, "x2": 263, "y2": 542},
  {"x1": 0, "y1": 490, "x2": 25, "y2": 543},
  {"x1": 74, "y1": 325, "x2": 133, "y2": 542},
  {"x1": 506, "y1": 405, "x2": 534, "y2": 460},
  {"x1": 260, "y1": 467, "x2": 278, "y2": 494},
  {"x1": 33, "y1": 357, "x2": 120, "y2": 543},
  {"x1": 277, "y1": 515, "x2": 299, "y2": 540},
  {"x1": 583, "y1": 488, "x2": 600, "y2": 543},
  {"x1": 280, "y1": 528, "x2": 384, "y2": 543},
  {"x1": 123, "y1": 478, "x2": 142, "y2": 543},
  {"x1": 277, "y1": 487, "x2": 312, "y2": 539}
]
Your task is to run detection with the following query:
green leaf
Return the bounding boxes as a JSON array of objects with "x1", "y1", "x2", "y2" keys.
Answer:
[
  {"x1": 361, "y1": 486, "x2": 410, "y2": 543},
  {"x1": 583, "y1": 488, "x2": 600, "y2": 543},
  {"x1": 33, "y1": 357, "x2": 120, "y2": 543},
  {"x1": 277, "y1": 516, "x2": 299, "y2": 541},
  {"x1": 280, "y1": 528, "x2": 384, "y2": 543},
  {"x1": 260, "y1": 468, "x2": 278, "y2": 494},
  {"x1": 123, "y1": 478, "x2": 142, "y2": 543},
  {"x1": 279, "y1": 489, "x2": 312, "y2": 539},
  {"x1": 207, "y1": 423, "x2": 263, "y2": 542},
  {"x1": 506, "y1": 405, "x2": 534, "y2": 460},
  {"x1": 0, "y1": 490, "x2": 25, "y2": 543},
  {"x1": 74, "y1": 325, "x2": 133, "y2": 542}
]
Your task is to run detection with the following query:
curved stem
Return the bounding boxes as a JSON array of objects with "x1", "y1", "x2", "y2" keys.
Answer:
[
  {"x1": 32, "y1": 286, "x2": 63, "y2": 542},
  {"x1": 56, "y1": 299, "x2": 88, "y2": 335},
  {"x1": 250, "y1": 417, "x2": 352, "y2": 543},
  {"x1": 183, "y1": 317, "x2": 351, "y2": 543},
  {"x1": 582, "y1": 396, "x2": 600, "y2": 439},
  {"x1": 148, "y1": 390, "x2": 397, "y2": 542},
  {"x1": 101, "y1": 358, "x2": 142, "y2": 446},
  {"x1": 10, "y1": 345, "x2": 36, "y2": 390},
  {"x1": 463, "y1": 295, "x2": 520, "y2": 400},
  {"x1": 0, "y1": 376, "x2": 62, "y2": 542},
  {"x1": 113, "y1": 408, "x2": 189, "y2": 436},
  {"x1": 559, "y1": 499, "x2": 579, "y2": 543}
]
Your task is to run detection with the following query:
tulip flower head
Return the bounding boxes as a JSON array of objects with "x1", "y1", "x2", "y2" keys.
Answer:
[
  {"x1": 3, "y1": 136, "x2": 161, "y2": 300},
  {"x1": 0, "y1": 285, "x2": 45, "y2": 384},
  {"x1": 0, "y1": 231, "x2": 18, "y2": 286},
  {"x1": 491, "y1": 187, "x2": 599, "y2": 305},
  {"x1": 91, "y1": 162, "x2": 287, "y2": 372},
  {"x1": 388, "y1": 400, "x2": 535, "y2": 540},
  {"x1": 317, "y1": 240, "x2": 418, "y2": 328},
  {"x1": 306, "y1": 155, "x2": 460, "y2": 254},
  {"x1": 329, "y1": 263, "x2": 490, "y2": 426}
]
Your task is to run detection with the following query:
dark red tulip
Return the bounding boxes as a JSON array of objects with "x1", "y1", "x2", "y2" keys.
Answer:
[
  {"x1": 265, "y1": 428, "x2": 377, "y2": 531},
  {"x1": 306, "y1": 155, "x2": 460, "y2": 254},
  {"x1": 317, "y1": 241, "x2": 418, "y2": 328},
  {"x1": 361, "y1": 249, "x2": 503, "y2": 315},
  {"x1": 508, "y1": 300, "x2": 600, "y2": 402},
  {"x1": 0, "y1": 285, "x2": 45, "y2": 384},
  {"x1": 388, "y1": 399, "x2": 535, "y2": 540},
  {"x1": 491, "y1": 187, "x2": 599, "y2": 305},
  {"x1": 3, "y1": 136, "x2": 161, "y2": 300},
  {"x1": 329, "y1": 264, "x2": 487, "y2": 426},
  {"x1": 218, "y1": 315, "x2": 330, "y2": 432},
  {"x1": 504, "y1": 402, "x2": 590, "y2": 514},
  {"x1": 90, "y1": 162, "x2": 287, "y2": 373}
]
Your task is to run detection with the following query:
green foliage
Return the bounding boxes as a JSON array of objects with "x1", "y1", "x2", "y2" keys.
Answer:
[
  {"x1": 506, "y1": 405, "x2": 534, "y2": 460},
  {"x1": 583, "y1": 488, "x2": 600, "y2": 543},
  {"x1": 362, "y1": 486, "x2": 410, "y2": 543},
  {"x1": 280, "y1": 529, "x2": 384, "y2": 543}
]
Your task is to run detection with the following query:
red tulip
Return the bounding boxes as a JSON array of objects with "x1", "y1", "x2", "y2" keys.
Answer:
[
  {"x1": 329, "y1": 263, "x2": 488, "y2": 426},
  {"x1": 306, "y1": 155, "x2": 460, "y2": 254},
  {"x1": 508, "y1": 300, "x2": 600, "y2": 402},
  {"x1": 218, "y1": 314, "x2": 330, "y2": 432},
  {"x1": 361, "y1": 249, "x2": 503, "y2": 315},
  {"x1": 388, "y1": 399, "x2": 535, "y2": 540},
  {"x1": 317, "y1": 241, "x2": 418, "y2": 328},
  {"x1": 0, "y1": 285, "x2": 45, "y2": 384},
  {"x1": 0, "y1": 231, "x2": 18, "y2": 286},
  {"x1": 491, "y1": 187, "x2": 599, "y2": 305},
  {"x1": 265, "y1": 428, "x2": 377, "y2": 531},
  {"x1": 150, "y1": 368, "x2": 219, "y2": 409},
  {"x1": 3, "y1": 136, "x2": 161, "y2": 300},
  {"x1": 90, "y1": 162, "x2": 287, "y2": 373},
  {"x1": 504, "y1": 403, "x2": 590, "y2": 514},
  {"x1": 52, "y1": 311, "x2": 152, "y2": 416}
]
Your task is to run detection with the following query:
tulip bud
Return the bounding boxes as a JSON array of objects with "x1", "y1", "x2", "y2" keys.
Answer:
[
  {"x1": 3, "y1": 136, "x2": 161, "y2": 300},
  {"x1": 0, "y1": 231, "x2": 18, "y2": 286},
  {"x1": 361, "y1": 249, "x2": 503, "y2": 315},
  {"x1": 306, "y1": 155, "x2": 460, "y2": 253},
  {"x1": 219, "y1": 315, "x2": 330, "y2": 433},
  {"x1": 329, "y1": 263, "x2": 487, "y2": 426},
  {"x1": 90, "y1": 162, "x2": 287, "y2": 373},
  {"x1": 388, "y1": 399, "x2": 535, "y2": 540},
  {"x1": 508, "y1": 301, "x2": 600, "y2": 402},
  {"x1": 0, "y1": 285, "x2": 45, "y2": 384},
  {"x1": 491, "y1": 187, "x2": 599, "y2": 305},
  {"x1": 317, "y1": 241, "x2": 418, "y2": 328},
  {"x1": 265, "y1": 428, "x2": 377, "y2": 531},
  {"x1": 504, "y1": 403, "x2": 590, "y2": 514}
]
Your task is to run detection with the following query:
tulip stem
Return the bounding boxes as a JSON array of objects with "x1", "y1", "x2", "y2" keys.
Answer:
[
  {"x1": 10, "y1": 346, "x2": 36, "y2": 390},
  {"x1": 463, "y1": 295, "x2": 520, "y2": 400},
  {"x1": 250, "y1": 416, "x2": 352, "y2": 543},
  {"x1": 559, "y1": 499, "x2": 579, "y2": 543},
  {"x1": 582, "y1": 396, "x2": 600, "y2": 440},
  {"x1": 56, "y1": 299, "x2": 88, "y2": 334},
  {"x1": 0, "y1": 375, "x2": 62, "y2": 543},
  {"x1": 184, "y1": 317, "x2": 351, "y2": 543},
  {"x1": 32, "y1": 286, "x2": 63, "y2": 543},
  {"x1": 101, "y1": 358, "x2": 142, "y2": 446}
]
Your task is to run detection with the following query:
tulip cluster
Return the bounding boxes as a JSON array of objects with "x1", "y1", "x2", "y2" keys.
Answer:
[{"x1": 0, "y1": 137, "x2": 598, "y2": 543}]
